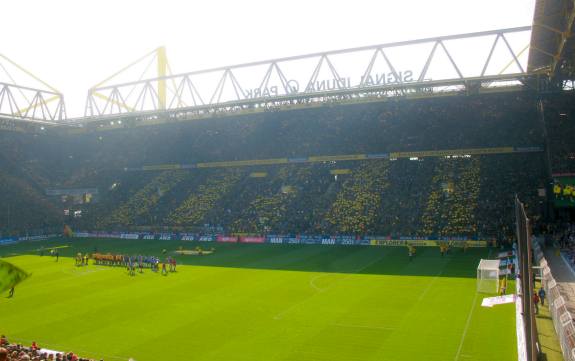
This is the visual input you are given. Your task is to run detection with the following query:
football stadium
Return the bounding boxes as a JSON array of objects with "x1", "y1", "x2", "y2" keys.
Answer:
[{"x1": 1, "y1": 1, "x2": 575, "y2": 360}]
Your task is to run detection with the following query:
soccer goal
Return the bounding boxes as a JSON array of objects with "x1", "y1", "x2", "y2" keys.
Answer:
[{"x1": 477, "y1": 259, "x2": 500, "y2": 293}]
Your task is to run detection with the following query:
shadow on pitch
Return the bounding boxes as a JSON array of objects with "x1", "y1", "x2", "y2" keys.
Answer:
[{"x1": 0, "y1": 237, "x2": 489, "y2": 278}]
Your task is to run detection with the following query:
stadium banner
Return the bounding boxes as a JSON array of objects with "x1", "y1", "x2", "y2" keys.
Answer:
[
  {"x1": 130, "y1": 146, "x2": 544, "y2": 173},
  {"x1": 308, "y1": 154, "x2": 367, "y2": 162},
  {"x1": 102, "y1": 232, "x2": 122, "y2": 238},
  {"x1": 321, "y1": 237, "x2": 337, "y2": 245},
  {"x1": 181, "y1": 164, "x2": 198, "y2": 169},
  {"x1": 513, "y1": 146, "x2": 543, "y2": 153},
  {"x1": 198, "y1": 158, "x2": 288, "y2": 168},
  {"x1": 0, "y1": 234, "x2": 56, "y2": 246},
  {"x1": 329, "y1": 169, "x2": 351, "y2": 175},
  {"x1": 120, "y1": 233, "x2": 140, "y2": 240},
  {"x1": 357, "y1": 239, "x2": 372, "y2": 246},
  {"x1": 217, "y1": 235, "x2": 238, "y2": 243},
  {"x1": 239, "y1": 236, "x2": 265, "y2": 243},
  {"x1": 142, "y1": 164, "x2": 181, "y2": 171},
  {"x1": 180, "y1": 233, "x2": 198, "y2": 241},
  {"x1": 369, "y1": 239, "x2": 487, "y2": 247},
  {"x1": 73, "y1": 232, "x2": 91, "y2": 238},
  {"x1": 46, "y1": 188, "x2": 99, "y2": 196},
  {"x1": 335, "y1": 236, "x2": 357, "y2": 245},
  {"x1": 457, "y1": 240, "x2": 487, "y2": 247},
  {"x1": 198, "y1": 235, "x2": 216, "y2": 242},
  {"x1": 0, "y1": 237, "x2": 18, "y2": 246},
  {"x1": 370, "y1": 239, "x2": 438, "y2": 247},
  {"x1": 267, "y1": 235, "x2": 287, "y2": 244},
  {"x1": 299, "y1": 236, "x2": 323, "y2": 244},
  {"x1": 288, "y1": 157, "x2": 308, "y2": 163},
  {"x1": 481, "y1": 294, "x2": 516, "y2": 307},
  {"x1": 67, "y1": 231, "x2": 487, "y2": 247},
  {"x1": 18, "y1": 235, "x2": 54, "y2": 242},
  {"x1": 265, "y1": 235, "x2": 362, "y2": 245},
  {"x1": 338, "y1": 239, "x2": 356, "y2": 245},
  {"x1": 0, "y1": 260, "x2": 30, "y2": 294},
  {"x1": 390, "y1": 147, "x2": 514, "y2": 159},
  {"x1": 158, "y1": 233, "x2": 173, "y2": 240},
  {"x1": 366, "y1": 153, "x2": 389, "y2": 159},
  {"x1": 287, "y1": 237, "x2": 301, "y2": 244}
]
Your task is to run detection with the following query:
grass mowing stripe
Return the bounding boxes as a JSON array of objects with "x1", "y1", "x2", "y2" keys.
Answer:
[
  {"x1": 273, "y1": 250, "x2": 387, "y2": 320},
  {"x1": 331, "y1": 322, "x2": 396, "y2": 331}
]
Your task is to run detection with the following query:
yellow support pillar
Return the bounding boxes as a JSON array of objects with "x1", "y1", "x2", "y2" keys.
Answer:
[{"x1": 157, "y1": 46, "x2": 167, "y2": 109}]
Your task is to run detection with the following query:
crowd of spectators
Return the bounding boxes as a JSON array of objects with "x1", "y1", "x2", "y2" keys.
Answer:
[
  {"x1": 166, "y1": 170, "x2": 241, "y2": 227},
  {"x1": 88, "y1": 152, "x2": 543, "y2": 239},
  {"x1": 0, "y1": 91, "x2": 550, "y2": 236},
  {"x1": 324, "y1": 161, "x2": 389, "y2": 235},
  {"x1": 375, "y1": 159, "x2": 432, "y2": 236},
  {"x1": 543, "y1": 94, "x2": 575, "y2": 174},
  {"x1": 552, "y1": 222, "x2": 575, "y2": 249},
  {"x1": 97, "y1": 170, "x2": 187, "y2": 228},
  {"x1": 419, "y1": 157, "x2": 480, "y2": 237},
  {"x1": 0, "y1": 171, "x2": 61, "y2": 236},
  {"x1": 0, "y1": 336, "x2": 97, "y2": 361},
  {"x1": 540, "y1": 221, "x2": 575, "y2": 269}
]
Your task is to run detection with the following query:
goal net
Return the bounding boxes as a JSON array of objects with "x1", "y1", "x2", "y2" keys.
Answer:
[{"x1": 477, "y1": 259, "x2": 500, "y2": 293}]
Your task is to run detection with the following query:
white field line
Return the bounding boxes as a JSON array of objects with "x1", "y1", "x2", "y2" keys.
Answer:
[
  {"x1": 453, "y1": 248, "x2": 492, "y2": 360},
  {"x1": 416, "y1": 267, "x2": 444, "y2": 303},
  {"x1": 309, "y1": 274, "x2": 329, "y2": 292},
  {"x1": 274, "y1": 255, "x2": 385, "y2": 320},
  {"x1": 454, "y1": 291, "x2": 479, "y2": 361}
]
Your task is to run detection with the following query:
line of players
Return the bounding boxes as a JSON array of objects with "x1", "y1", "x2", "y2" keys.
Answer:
[{"x1": 78, "y1": 253, "x2": 177, "y2": 276}]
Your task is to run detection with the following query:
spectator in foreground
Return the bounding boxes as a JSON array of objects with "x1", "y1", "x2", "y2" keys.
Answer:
[{"x1": 0, "y1": 347, "x2": 8, "y2": 361}]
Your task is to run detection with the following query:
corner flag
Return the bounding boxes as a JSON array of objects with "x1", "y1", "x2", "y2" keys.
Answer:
[{"x1": 0, "y1": 260, "x2": 30, "y2": 294}]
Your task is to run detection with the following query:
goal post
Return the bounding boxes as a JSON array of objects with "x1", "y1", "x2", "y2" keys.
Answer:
[{"x1": 477, "y1": 259, "x2": 500, "y2": 293}]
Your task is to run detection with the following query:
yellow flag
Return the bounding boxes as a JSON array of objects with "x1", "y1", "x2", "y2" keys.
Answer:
[{"x1": 0, "y1": 260, "x2": 30, "y2": 293}]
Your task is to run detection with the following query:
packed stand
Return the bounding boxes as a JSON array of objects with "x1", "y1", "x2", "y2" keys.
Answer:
[
  {"x1": 0, "y1": 92, "x2": 546, "y2": 236},
  {"x1": 0, "y1": 336, "x2": 98, "y2": 361},
  {"x1": 554, "y1": 222, "x2": 575, "y2": 264},
  {"x1": 543, "y1": 93, "x2": 575, "y2": 174},
  {"x1": 324, "y1": 161, "x2": 389, "y2": 235}
]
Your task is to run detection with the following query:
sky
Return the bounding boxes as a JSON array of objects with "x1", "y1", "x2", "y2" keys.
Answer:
[{"x1": 0, "y1": 0, "x2": 536, "y2": 117}]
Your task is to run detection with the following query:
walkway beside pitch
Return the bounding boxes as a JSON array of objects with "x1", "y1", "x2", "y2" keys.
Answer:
[
  {"x1": 541, "y1": 248, "x2": 575, "y2": 361},
  {"x1": 534, "y1": 279, "x2": 565, "y2": 361}
]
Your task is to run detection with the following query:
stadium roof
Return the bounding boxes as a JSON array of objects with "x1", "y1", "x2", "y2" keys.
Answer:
[{"x1": 528, "y1": 0, "x2": 575, "y2": 79}]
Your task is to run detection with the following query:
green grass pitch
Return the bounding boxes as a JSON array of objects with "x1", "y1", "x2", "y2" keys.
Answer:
[{"x1": 0, "y1": 238, "x2": 516, "y2": 361}]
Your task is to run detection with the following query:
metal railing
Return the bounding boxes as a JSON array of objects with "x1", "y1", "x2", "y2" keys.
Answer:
[
  {"x1": 534, "y1": 240, "x2": 575, "y2": 361},
  {"x1": 85, "y1": 27, "x2": 532, "y2": 118}
]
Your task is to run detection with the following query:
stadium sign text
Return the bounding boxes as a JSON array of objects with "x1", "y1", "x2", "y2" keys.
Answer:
[{"x1": 244, "y1": 70, "x2": 415, "y2": 99}]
